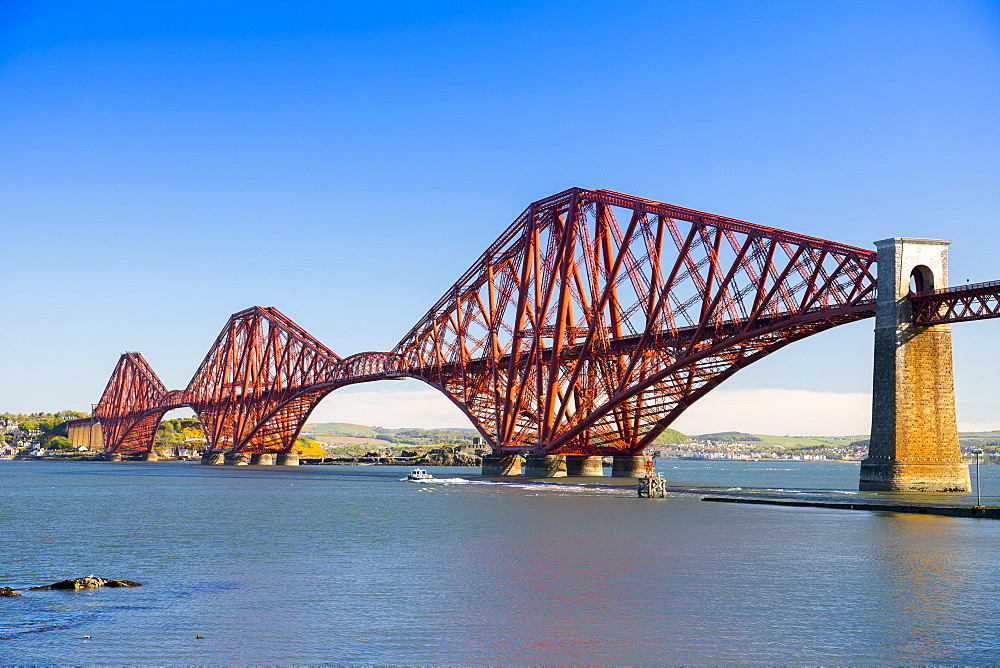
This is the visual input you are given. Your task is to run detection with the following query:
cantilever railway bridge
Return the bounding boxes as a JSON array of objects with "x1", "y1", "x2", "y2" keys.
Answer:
[{"x1": 93, "y1": 188, "x2": 1000, "y2": 467}]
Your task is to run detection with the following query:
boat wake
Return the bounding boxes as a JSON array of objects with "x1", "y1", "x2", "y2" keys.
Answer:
[{"x1": 398, "y1": 476, "x2": 628, "y2": 495}]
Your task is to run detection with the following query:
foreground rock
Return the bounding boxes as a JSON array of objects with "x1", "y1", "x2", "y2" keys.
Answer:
[
  {"x1": 0, "y1": 586, "x2": 21, "y2": 597},
  {"x1": 28, "y1": 577, "x2": 142, "y2": 591}
]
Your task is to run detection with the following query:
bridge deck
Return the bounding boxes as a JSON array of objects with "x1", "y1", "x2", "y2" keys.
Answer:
[{"x1": 911, "y1": 280, "x2": 1000, "y2": 325}]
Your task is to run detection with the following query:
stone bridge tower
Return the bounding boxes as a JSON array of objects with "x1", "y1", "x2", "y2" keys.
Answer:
[{"x1": 860, "y1": 238, "x2": 971, "y2": 492}]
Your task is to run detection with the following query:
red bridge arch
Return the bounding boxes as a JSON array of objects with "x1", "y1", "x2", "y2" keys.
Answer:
[{"x1": 96, "y1": 188, "x2": 881, "y2": 458}]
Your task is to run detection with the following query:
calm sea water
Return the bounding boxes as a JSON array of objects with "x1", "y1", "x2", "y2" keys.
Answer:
[{"x1": 1, "y1": 459, "x2": 998, "y2": 665}]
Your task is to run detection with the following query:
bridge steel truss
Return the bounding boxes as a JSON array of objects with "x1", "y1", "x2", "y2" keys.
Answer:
[
  {"x1": 94, "y1": 352, "x2": 174, "y2": 457},
  {"x1": 97, "y1": 307, "x2": 405, "y2": 457},
  {"x1": 911, "y1": 280, "x2": 1000, "y2": 325},
  {"x1": 395, "y1": 188, "x2": 878, "y2": 455},
  {"x1": 95, "y1": 188, "x2": 881, "y2": 458}
]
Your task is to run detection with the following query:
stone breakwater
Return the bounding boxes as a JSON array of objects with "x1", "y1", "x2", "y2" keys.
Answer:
[{"x1": 702, "y1": 497, "x2": 999, "y2": 518}]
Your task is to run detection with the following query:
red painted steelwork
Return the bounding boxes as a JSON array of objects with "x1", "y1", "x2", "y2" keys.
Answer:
[
  {"x1": 95, "y1": 308, "x2": 405, "y2": 456},
  {"x1": 394, "y1": 188, "x2": 878, "y2": 455},
  {"x1": 911, "y1": 280, "x2": 1000, "y2": 325},
  {"x1": 94, "y1": 352, "x2": 175, "y2": 455},
  {"x1": 94, "y1": 188, "x2": 883, "y2": 458},
  {"x1": 185, "y1": 307, "x2": 406, "y2": 455}
]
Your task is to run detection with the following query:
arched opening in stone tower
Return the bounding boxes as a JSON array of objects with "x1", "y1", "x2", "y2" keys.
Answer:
[{"x1": 909, "y1": 265, "x2": 935, "y2": 293}]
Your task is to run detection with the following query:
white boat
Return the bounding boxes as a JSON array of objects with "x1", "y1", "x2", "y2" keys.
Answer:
[{"x1": 407, "y1": 467, "x2": 434, "y2": 481}]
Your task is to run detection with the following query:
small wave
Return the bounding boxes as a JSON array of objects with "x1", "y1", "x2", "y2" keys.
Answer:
[{"x1": 0, "y1": 623, "x2": 72, "y2": 641}]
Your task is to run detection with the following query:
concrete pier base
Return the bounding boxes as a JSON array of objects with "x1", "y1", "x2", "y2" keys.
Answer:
[
  {"x1": 104, "y1": 452, "x2": 122, "y2": 462},
  {"x1": 277, "y1": 452, "x2": 300, "y2": 466},
  {"x1": 565, "y1": 455, "x2": 604, "y2": 476},
  {"x1": 141, "y1": 451, "x2": 158, "y2": 462},
  {"x1": 523, "y1": 455, "x2": 567, "y2": 477},
  {"x1": 612, "y1": 455, "x2": 651, "y2": 478},
  {"x1": 251, "y1": 453, "x2": 276, "y2": 465},
  {"x1": 201, "y1": 452, "x2": 226, "y2": 466},
  {"x1": 481, "y1": 454, "x2": 524, "y2": 476}
]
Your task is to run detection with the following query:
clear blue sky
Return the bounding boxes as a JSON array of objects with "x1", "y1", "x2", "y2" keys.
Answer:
[{"x1": 2, "y1": 1, "x2": 998, "y2": 433}]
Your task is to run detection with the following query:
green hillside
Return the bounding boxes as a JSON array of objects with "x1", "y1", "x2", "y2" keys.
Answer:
[
  {"x1": 302, "y1": 423, "x2": 379, "y2": 437},
  {"x1": 747, "y1": 434, "x2": 862, "y2": 448},
  {"x1": 301, "y1": 423, "x2": 998, "y2": 454},
  {"x1": 958, "y1": 430, "x2": 1000, "y2": 440},
  {"x1": 958, "y1": 430, "x2": 1000, "y2": 452},
  {"x1": 301, "y1": 422, "x2": 478, "y2": 447},
  {"x1": 653, "y1": 428, "x2": 688, "y2": 444},
  {"x1": 693, "y1": 431, "x2": 762, "y2": 442}
]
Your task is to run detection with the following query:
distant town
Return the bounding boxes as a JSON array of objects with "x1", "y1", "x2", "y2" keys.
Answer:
[{"x1": 2, "y1": 411, "x2": 997, "y2": 464}]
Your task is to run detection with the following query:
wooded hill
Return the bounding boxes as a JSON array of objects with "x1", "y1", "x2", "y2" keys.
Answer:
[
  {"x1": 302, "y1": 422, "x2": 478, "y2": 446},
  {"x1": 1, "y1": 411, "x2": 87, "y2": 451}
]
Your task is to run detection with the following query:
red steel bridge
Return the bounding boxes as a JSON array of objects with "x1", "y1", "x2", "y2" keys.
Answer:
[{"x1": 94, "y1": 188, "x2": 1000, "y2": 462}]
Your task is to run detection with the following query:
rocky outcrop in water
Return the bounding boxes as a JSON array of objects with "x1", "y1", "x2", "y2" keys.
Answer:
[
  {"x1": 0, "y1": 586, "x2": 21, "y2": 597},
  {"x1": 27, "y1": 577, "x2": 142, "y2": 591}
]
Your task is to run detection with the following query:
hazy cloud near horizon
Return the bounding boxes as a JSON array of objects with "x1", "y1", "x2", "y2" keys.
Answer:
[
  {"x1": 308, "y1": 384, "x2": 998, "y2": 436},
  {"x1": 671, "y1": 388, "x2": 872, "y2": 436}
]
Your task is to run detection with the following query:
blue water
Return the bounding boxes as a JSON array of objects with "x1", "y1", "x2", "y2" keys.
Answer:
[{"x1": 1, "y1": 459, "x2": 998, "y2": 665}]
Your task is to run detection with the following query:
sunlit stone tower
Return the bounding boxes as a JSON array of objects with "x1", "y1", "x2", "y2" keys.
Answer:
[{"x1": 860, "y1": 238, "x2": 971, "y2": 492}]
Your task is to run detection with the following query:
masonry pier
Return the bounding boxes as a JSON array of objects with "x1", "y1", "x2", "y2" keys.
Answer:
[
  {"x1": 565, "y1": 455, "x2": 604, "y2": 476},
  {"x1": 201, "y1": 452, "x2": 226, "y2": 465},
  {"x1": 860, "y1": 238, "x2": 971, "y2": 492},
  {"x1": 481, "y1": 454, "x2": 524, "y2": 476},
  {"x1": 225, "y1": 452, "x2": 251, "y2": 466},
  {"x1": 198, "y1": 451, "x2": 294, "y2": 465},
  {"x1": 612, "y1": 455, "x2": 652, "y2": 478},
  {"x1": 523, "y1": 455, "x2": 567, "y2": 477},
  {"x1": 277, "y1": 452, "x2": 299, "y2": 466},
  {"x1": 482, "y1": 452, "x2": 652, "y2": 478}
]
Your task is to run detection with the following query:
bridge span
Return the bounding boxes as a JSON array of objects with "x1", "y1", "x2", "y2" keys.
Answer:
[{"x1": 88, "y1": 188, "x2": 1000, "y2": 491}]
